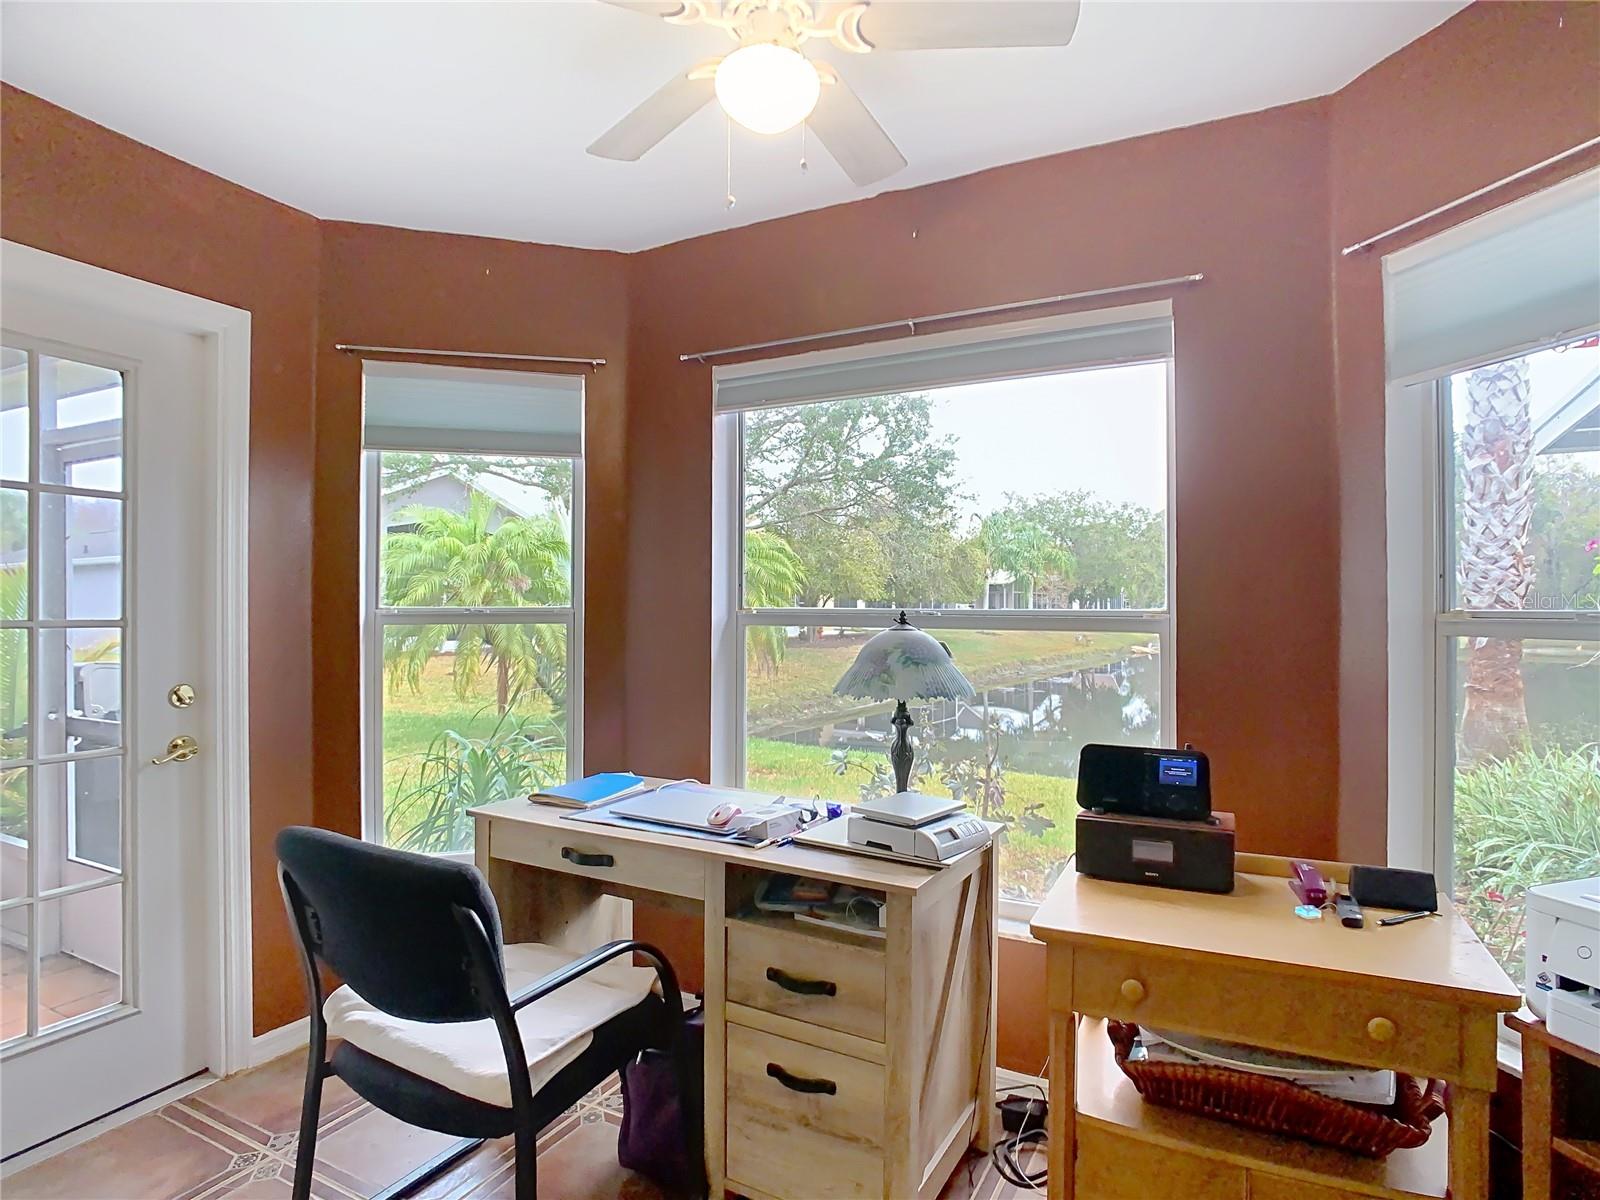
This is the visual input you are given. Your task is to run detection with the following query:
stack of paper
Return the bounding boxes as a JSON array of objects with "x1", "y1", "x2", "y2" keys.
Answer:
[{"x1": 1131, "y1": 1028, "x2": 1398, "y2": 1106}]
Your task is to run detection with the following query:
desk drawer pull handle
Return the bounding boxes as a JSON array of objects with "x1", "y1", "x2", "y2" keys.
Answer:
[
  {"x1": 766, "y1": 1063, "x2": 837, "y2": 1095},
  {"x1": 561, "y1": 847, "x2": 614, "y2": 868},
  {"x1": 1120, "y1": 978, "x2": 1146, "y2": 1005},
  {"x1": 766, "y1": 967, "x2": 837, "y2": 997},
  {"x1": 1367, "y1": 1016, "x2": 1396, "y2": 1043}
]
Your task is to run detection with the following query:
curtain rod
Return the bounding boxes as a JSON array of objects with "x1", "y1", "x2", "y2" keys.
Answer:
[
  {"x1": 677, "y1": 273, "x2": 1205, "y2": 364},
  {"x1": 334, "y1": 343, "x2": 606, "y2": 368},
  {"x1": 1341, "y1": 135, "x2": 1600, "y2": 257}
]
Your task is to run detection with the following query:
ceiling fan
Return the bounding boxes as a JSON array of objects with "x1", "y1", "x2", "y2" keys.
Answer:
[{"x1": 587, "y1": 1, "x2": 1082, "y2": 187}]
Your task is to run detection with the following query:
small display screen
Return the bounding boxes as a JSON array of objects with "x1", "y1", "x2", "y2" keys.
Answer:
[
  {"x1": 1157, "y1": 756, "x2": 1200, "y2": 787},
  {"x1": 1131, "y1": 838, "x2": 1175, "y2": 865}
]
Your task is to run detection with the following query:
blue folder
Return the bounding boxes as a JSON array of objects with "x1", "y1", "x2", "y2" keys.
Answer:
[{"x1": 531, "y1": 772, "x2": 648, "y2": 807}]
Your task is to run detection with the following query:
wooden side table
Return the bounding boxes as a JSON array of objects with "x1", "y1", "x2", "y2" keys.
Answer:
[
  {"x1": 1507, "y1": 1014, "x2": 1600, "y2": 1200},
  {"x1": 1030, "y1": 853, "x2": 1522, "y2": 1200}
]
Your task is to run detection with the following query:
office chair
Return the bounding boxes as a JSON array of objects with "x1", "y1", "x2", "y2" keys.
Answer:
[{"x1": 276, "y1": 827, "x2": 695, "y2": 1200}]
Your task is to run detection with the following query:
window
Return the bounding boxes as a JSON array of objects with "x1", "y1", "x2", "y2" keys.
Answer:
[
  {"x1": 361, "y1": 362, "x2": 584, "y2": 855},
  {"x1": 1384, "y1": 169, "x2": 1600, "y2": 986},
  {"x1": 713, "y1": 305, "x2": 1176, "y2": 909}
]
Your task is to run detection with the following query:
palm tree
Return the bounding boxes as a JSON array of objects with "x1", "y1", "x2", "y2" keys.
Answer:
[
  {"x1": 1455, "y1": 357, "x2": 1533, "y2": 762},
  {"x1": 383, "y1": 491, "x2": 570, "y2": 713},
  {"x1": 979, "y1": 512, "x2": 1074, "y2": 608},
  {"x1": 744, "y1": 529, "x2": 805, "y2": 675}
]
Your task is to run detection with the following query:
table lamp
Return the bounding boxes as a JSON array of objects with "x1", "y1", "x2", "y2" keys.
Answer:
[{"x1": 833, "y1": 611, "x2": 977, "y2": 794}]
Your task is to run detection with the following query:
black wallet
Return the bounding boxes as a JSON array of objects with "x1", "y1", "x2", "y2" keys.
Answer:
[{"x1": 1348, "y1": 865, "x2": 1438, "y2": 913}]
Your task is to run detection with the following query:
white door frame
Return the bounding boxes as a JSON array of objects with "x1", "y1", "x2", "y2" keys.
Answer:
[{"x1": 2, "y1": 240, "x2": 254, "y2": 1077}]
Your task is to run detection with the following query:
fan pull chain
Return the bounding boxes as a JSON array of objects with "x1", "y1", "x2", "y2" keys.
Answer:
[
  {"x1": 725, "y1": 117, "x2": 737, "y2": 210},
  {"x1": 800, "y1": 122, "x2": 809, "y2": 174}
]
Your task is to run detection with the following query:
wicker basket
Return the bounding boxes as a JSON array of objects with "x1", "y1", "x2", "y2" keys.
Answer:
[{"x1": 1106, "y1": 1022, "x2": 1446, "y2": 1159}]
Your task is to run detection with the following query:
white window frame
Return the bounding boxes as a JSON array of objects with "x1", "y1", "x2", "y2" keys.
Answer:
[
  {"x1": 359, "y1": 447, "x2": 585, "y2": 853},
  {"x1": 1386, "y1": 346, "x2": 1600, "y2": 1073},
  {"x1": 711, "y1": 308, "x2": 1178, "y2": 918},
  {"x1": 1387, "y1": 358, "x2": 1600, "y2": 879}
]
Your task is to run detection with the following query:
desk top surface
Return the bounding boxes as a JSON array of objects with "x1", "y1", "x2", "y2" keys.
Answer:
[
  {"x1": 472, "y1": 794, "x2": 982, "y2": 895},
  {"x1": 1030, "y1": 868, "x2": 1519, "y2": 1007}
]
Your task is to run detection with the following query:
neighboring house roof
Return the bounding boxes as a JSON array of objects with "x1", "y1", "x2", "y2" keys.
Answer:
[
  {"x1": 385, "y1": 468, "x2": 558, "y2": 521},
  {"x1": 1533, "y1": 370, "x2": 1599, "y2": 455}
]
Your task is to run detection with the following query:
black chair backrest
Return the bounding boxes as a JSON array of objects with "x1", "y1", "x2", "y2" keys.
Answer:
[{"x1": 276, "y1": 826, "x2": 505, "y2": 1022}]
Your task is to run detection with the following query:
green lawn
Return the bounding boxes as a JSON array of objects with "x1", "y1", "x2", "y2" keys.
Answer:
[
  {"x1": 747, "y1": 628, "x2": 1156, "y2": 733},
  {"x1": 380, "y1": 654, "x2": 564, "y2": 841},
  {"x1": 745, "y1": 736, "x2": 1078, "y2": 902}
]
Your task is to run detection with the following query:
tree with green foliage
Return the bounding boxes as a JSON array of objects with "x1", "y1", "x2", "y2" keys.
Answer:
[
  {"x1": 979, "y1": 510, "x2": 1074, "y2": 607},
  {"x1": 984, "y1": 491, "x2": 1165, "y2": 609},
  {"x1": 382, "y1": 491, "x2": 570, "y2": 714},
  {"x1": 743, "y1": 395, "x2": 968, "y2": 605},
  {"x1": 744, "y1": 529, "x2": 806, "y2": 675}
]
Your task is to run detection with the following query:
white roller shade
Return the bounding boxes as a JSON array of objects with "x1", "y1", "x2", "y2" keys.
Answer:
[
  {"x1": 362, "y1": 360, "x2": 583, "y2": 456},
  {"x1": 714, "y1": 303, "x2": 1172, "y2": 413},
  {"x1": 1384, "y1": 168, "x2": 1600, "y2": 384}
]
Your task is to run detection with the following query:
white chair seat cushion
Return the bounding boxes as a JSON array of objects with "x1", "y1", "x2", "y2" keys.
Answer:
[{"x1": 324, "y1": 942, "x2": 657, "y2": 1109}]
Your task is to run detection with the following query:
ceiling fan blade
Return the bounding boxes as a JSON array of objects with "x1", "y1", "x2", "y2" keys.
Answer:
[
  {"x1": 852, "y1": 1, "x2": 1081, "y2": 50},
  {"x1": 587, "y1": 69, "x2": 716, "y2": 161},
  {"x1": 808, "y1": 76, "x2": 907, "y2": 187},
  {"x1": 595, "y1": 1, "x2": 690, "y2": 16}
]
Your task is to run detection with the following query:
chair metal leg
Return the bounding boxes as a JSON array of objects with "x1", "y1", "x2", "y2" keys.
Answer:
[
  {"x1": 290, "y1": 1055, "x2": 324, "y2": 1200},
  {"x1": 512, "y1": 1123, "x2": 538, "y2": 1200}
]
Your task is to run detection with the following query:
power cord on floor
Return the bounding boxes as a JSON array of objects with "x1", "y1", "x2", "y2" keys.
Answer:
[{"x1": 991, "y1": 1055, "x2": 1050, "y2": 1189}]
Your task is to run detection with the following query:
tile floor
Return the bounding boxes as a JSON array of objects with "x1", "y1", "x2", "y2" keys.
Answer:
[
  {"x1": 5, "y1": 1049, "x2": 1041, "y2": 1200},
  {"x1": 1, "y1": 944, "x2": 122, "y2": 1041}
]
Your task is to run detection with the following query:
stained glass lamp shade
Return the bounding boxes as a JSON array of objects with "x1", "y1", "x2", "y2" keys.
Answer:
[{"x1": 833, "y1": 611, "x2": 976, "y2": 793}]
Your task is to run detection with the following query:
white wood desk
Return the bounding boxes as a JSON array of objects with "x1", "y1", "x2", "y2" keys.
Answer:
[
  {"x1": 472, "y1": 792, "x2": 998, "y2": 1200},
  {"x1": 1030, "y1": 853, "x2": 1520, "y2": 1200}
]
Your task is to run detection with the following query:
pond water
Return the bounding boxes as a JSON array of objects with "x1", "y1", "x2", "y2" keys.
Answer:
[{"x1": 763, "y1": 653, "x2": 1163, "y2": 778}]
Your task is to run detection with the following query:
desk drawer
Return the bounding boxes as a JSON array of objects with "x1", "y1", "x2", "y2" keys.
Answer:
[
  {"x1": 727, "y1": 921, "x2": 886, "y2": 1043},
  {"x1": 725, "y1": 1024, "x2": 884, "y2": 1199},
  {"x1": 1072, "y1": 948, "x2": 1463, "y2": 1081},
  {"x1": 489, "y1": 819, "x2": 702, "y2": 900}
]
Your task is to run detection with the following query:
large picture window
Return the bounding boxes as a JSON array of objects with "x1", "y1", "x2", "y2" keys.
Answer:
[
  {"x1": 361, "y1": 363, "x2": 583, "y2": 854},
  {"x1": 1384, "y1": 168, "x2": 1600, "y2": 989},
  {"x1": 712, "y1": 306, "x2": 1176, "y2": 908}
]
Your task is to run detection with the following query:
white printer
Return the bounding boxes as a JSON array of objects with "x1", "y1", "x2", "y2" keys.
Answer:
[{"x1": 1525, "y1": 876, "x2": 1600, "y2": 1054}]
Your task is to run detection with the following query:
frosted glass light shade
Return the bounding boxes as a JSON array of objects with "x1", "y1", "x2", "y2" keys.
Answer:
[
  {"x1": 833, "y1": 617, "x2": 977, "y2": 702},
  {"x1": 715, "y1": 43, "x2": 820, "y2": 136}
]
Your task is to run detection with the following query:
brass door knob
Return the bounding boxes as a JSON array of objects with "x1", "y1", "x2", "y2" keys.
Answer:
[
  {"x1": 1120, "y1": 978, "x2": 1146, "y2": 1005},
  {"x1": 1367, "y1": 1016, "x2": 1396, "y2": 1043},
  {"x1": 152, "y1": 735, "x2": 200, "y2": 765}
]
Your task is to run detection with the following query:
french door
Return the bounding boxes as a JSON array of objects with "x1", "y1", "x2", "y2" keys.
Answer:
[{"x1": 1, "y1": 283, "x2": 214, "y2": 1157}]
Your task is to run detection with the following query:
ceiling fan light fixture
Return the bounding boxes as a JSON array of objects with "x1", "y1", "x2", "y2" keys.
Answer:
[{"x1": 714, "y1": 42, "x2": 820, "y2": 136}]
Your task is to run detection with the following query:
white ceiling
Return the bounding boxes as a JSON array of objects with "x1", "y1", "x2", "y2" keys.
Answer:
[{"x1": 0, "y1": 1, "x2": 1466, "y2": 252}]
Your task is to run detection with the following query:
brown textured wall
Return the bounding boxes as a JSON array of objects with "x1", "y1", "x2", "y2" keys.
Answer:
[
  {"x1": 1, "y1": 83, "x2": 322, "y2": 1033},
  {"x1": 1328, "y1": 0, "x2": 1600, "y2": 863},
  {"x1": 311, "y1": 223, "x2": 634, "y2": 843},
  {"x1": 625, "y1": 99, "x2": 1342, "y2": 858},
  {"x1": 3, "y1": 0, "x2": 1593, "y2": 1062}
]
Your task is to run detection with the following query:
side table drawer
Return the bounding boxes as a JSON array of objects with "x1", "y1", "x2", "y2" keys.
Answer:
[
  {"x1": 727, "y1": 920, "x2": 886, "y2": 1042},
  {"x1": 1077, "y1": 1125, "x2": 1245, "y2": 1200},
  {"x1": 1073, "y1": 947, "x2": 1463, "y2": 1081},
  {"x1": 726, "y1": 1024, "x2": 884, "y2": 1199},
  {"x1": 489, "y1": 819, "x2": 702, "y2": 900},
  {"x1": 1248, "y1": 1174, "x2": 1367, "y2": 1200}
]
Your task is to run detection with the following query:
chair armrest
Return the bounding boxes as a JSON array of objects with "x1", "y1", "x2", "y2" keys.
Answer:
[{"x1": 507, "y1": 940, "x2": 684, "y2": 1027}]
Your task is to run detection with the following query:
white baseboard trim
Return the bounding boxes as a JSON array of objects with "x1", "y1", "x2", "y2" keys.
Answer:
[
  {"x1": 248, "y1": 1017, "x2": 310, "y2": 1069},
  {"x1": 1, "y1": 1073, "x2": 215, "y2": 1175}
]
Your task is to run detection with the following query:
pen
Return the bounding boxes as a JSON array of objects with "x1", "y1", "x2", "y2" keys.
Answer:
[{"x1": 1377, "y1": 910, "x2": 1438, "y2": 927}]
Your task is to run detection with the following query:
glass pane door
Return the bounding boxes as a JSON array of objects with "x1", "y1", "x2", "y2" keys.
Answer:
[{"x1": 1, "y1": 341, "x2": 128, "y2": 1046}]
